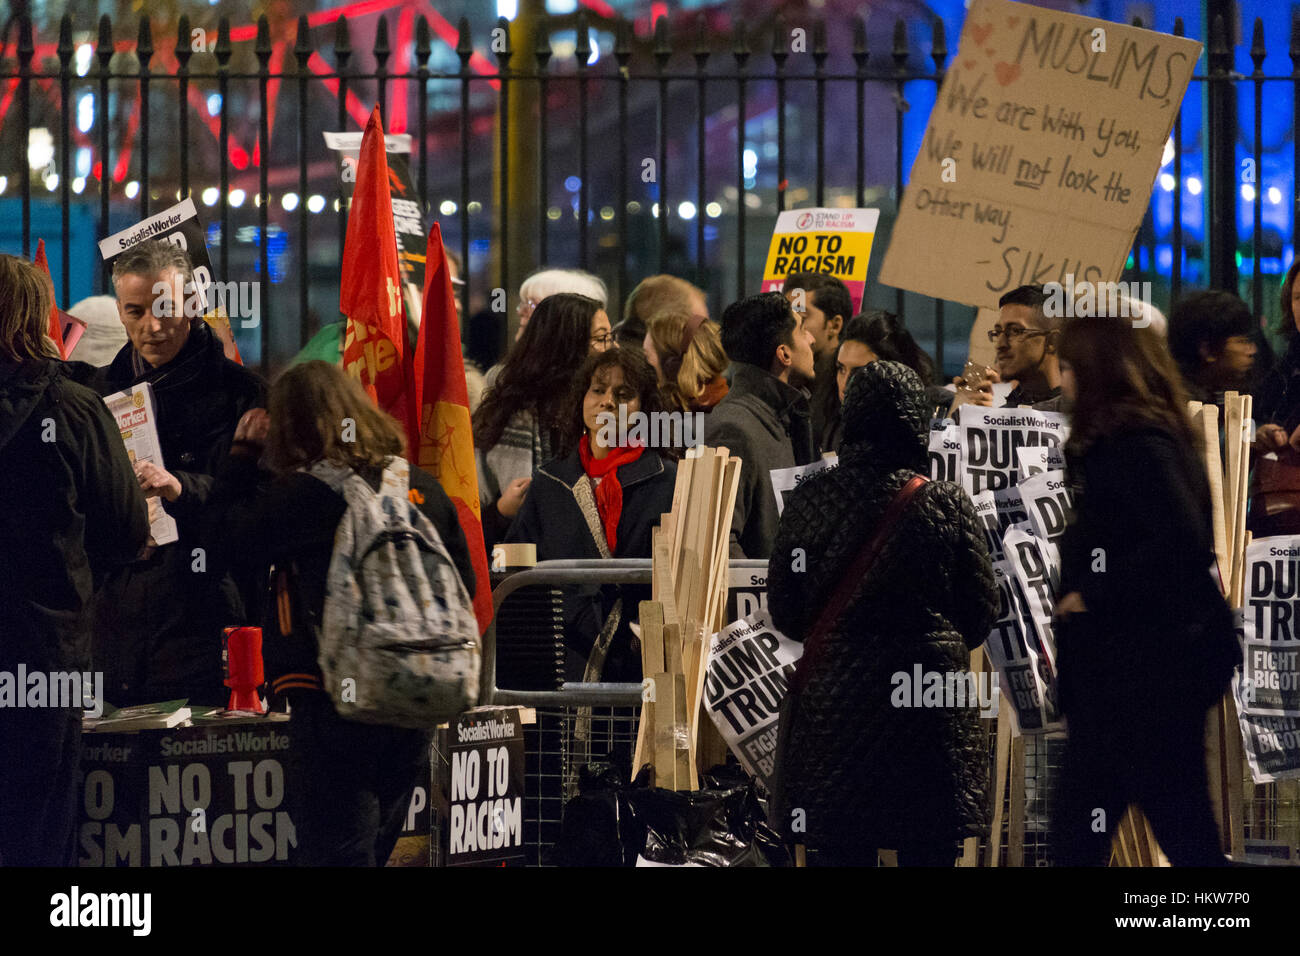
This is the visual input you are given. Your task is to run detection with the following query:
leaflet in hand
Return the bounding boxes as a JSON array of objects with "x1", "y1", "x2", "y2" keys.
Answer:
[{"x1": 103, "y1": 382, "x2": 179, "y2": 546}]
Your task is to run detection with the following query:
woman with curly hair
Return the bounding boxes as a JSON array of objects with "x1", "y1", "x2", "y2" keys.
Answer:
[
  {"x1": 473, "y1": 292, "x2": 613, "y2": 546},
  {"x1": 505, "y1": 348, "x2": 676, "y2": 682}
]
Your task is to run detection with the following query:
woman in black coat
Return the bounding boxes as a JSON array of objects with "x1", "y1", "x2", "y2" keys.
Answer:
[
  {"x1": 205, "y1": 361, "x2": 475, "y2": 866},
  {"x1": 506, "y1": 348, "x2": 676, "y2": 683},
  {"x1": 1052, "y1": 317, "x2": 1237, "y2": 867},
  {"x1": 0, "y1": 254, "x2": 149, "y2": 866},
  {"x1": 767, "y1": 361, "x2": 997, "y2": 867}
]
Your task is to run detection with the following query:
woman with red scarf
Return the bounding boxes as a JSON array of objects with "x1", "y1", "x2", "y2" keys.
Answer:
[{"x1": 505, "y1": 349, "x2": 677, "y2": 682}]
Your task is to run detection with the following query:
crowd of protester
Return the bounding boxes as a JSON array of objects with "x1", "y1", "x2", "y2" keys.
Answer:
[{"x1": 4, "y1": 230, "x2": 1293, "y2": 867}]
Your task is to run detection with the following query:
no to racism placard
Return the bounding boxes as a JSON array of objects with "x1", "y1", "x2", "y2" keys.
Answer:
[
  {"x1": 761, "y1": 208, "x2": 879, "y2": 313},
  {"x1": 880, "y1": 0, "x2": 1200, "y2": 310}
]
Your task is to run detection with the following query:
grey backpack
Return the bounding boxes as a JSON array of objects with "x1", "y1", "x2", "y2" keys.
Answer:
[{"x1": 308, "y1": 457, "x2": 480, "y2": 728}]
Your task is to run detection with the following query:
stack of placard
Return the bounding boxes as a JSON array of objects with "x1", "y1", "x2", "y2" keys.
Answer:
[
  {"x1": 1190, "y1": 392, "x2": 1252, "y2": 861},
  {"x1": 633, "y1": 445, "x2": 741, "y2": 791}
]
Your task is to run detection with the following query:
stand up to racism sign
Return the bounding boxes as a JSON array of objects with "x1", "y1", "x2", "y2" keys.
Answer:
[{"x1": 880, "y1": 0, "x2": 1201, "y2": 310}]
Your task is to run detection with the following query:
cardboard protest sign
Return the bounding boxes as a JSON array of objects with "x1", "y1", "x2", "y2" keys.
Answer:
[
  {"x1": 770, "y1": 454, "x2": 837, "y2": 516},
  {"x1": 760, "y1": 208, "x2": 879, "y2": 312},
  {"x1": 726, "y1": 564, "x2": 768, "y2": 622},
  {"x1": 880, "y1": 0, "x2": 1200, "y2": 309},
  {"x1": 928, "y1": 418, "x2": 963, "y2": 483},
  {"x1": 1241, "y1": 537, "x2": 1300, "y2": 717},
  {"x1": 703, "y1": 609, "x2": 802, "y2": 793},
  {"x1": 987, "y1": 562, "x2": 1053, "y2": 733},
  {"x1": 995, "y1": 524, "x2": 1064, "y2": 734},
  {"x1": 444, "y1": 707, "x2": 525, "y2": 866},
  {"x1": 78, "y1": 719, "x2": 297, "y2": 866},
  {"x1": 99, "y1": 198, "x2": 214, "y2": 311},
  {"x1": 325, "y1": 130, "x2": 426, "y2": 329},
  {"x1": 1236, "y1": 710, "x2": 1300, "y2": 783},
  {"x1": 959, "y1": 406, "x2": 1069, "y2": 495},
  {"x1": 1017, "y1": 469, "x2": 1073, "y2": 548},
  {"x1": 98, "y1": 198, "x2": 244, "y2": 363}
]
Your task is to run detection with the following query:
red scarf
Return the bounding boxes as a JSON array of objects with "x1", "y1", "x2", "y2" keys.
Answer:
[{"x1": 578, "y1": 434, "x2": 645, "y2": 553}]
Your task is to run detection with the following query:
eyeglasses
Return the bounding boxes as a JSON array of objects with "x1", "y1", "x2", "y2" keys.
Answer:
[
  {"x1": 987, "y1": 325, "x2": 1050, "y2": 343},
  {"x1": 517, "y1": 298, "x2": 539, "y2": 317},
  {"x1": 590, "y1": 332, "x2": 616, "y2": 348}
]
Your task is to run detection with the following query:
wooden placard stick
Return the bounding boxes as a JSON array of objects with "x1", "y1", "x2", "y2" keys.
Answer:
[
  {"x1": 699, "y1": 451, "x2": 735, "y2": 627},
  {"x1": 653, "y1": 672, "x2": 677, "y2": 791},
  {"x1": 639, "y1": 601, "x2": 665, "y2": 678},
  {"x1": 1129, "y1": 808, "x2": 1154, "y2": 867},
  {"x1": 632, "y1": 601, "x2": 666, "y2": 774},
  {"x1": 669, "y1": 450, "x2": 696, "y2": 583},
  {"x1": 651, "y1": 527, "x2": 664, "y2": 604},
  {"x1": 1007, "y1": 732, "x2": 1026, "y2": 867},
  {"x1": 1230, "y1": 402, "x2": 1252, "y2": 604},
  {"x1": 664, "y1": 621, "x2": 683, "y2": 676},
  {"x1": 985, "y1": 700, "x2": 1013, "y2": 867},
  {"x1": 673, "y1": 672, "x2": 692, "y2": 789},
  {"x1": 1198, "y1": 405, "x2": 1231, "y2": 594},
  {"x1": 1224, "y1": 391, "x2": 1242, "y2": 559},
  {"x1": 704, "y1": 458, "x2": 742, "y2": 632},
  {"x1": 1111, "y1": 814, "x2": 1135, "y2": 867}
]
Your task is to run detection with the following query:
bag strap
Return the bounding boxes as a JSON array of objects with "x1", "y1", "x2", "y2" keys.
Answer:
[{"x1": 792, "y1": 474, "x2": 928, "y2": 694}]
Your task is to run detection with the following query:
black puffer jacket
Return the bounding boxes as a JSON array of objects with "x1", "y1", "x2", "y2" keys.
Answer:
[
  {"x1": 767, "y1": 361, "x2": 997, "y2": 854},
  {"x1": 87, "y1": 321, "x2": 266, "y2": 706}
]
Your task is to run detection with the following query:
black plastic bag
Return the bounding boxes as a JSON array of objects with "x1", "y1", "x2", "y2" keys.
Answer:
[{"x1": 553, "y1": 763, "x2": 791, "y2": 867}]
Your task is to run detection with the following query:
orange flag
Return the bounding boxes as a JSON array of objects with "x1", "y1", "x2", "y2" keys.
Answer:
[
  {"x1": 412, "y1": 223, "x2": 493, "y2": 635},
  {"x1": 340, "y1": 106, "x2": 410, "y2": 427},
  {"x1": 33, "y1": 240, "x2": 67, "y2": 359}
]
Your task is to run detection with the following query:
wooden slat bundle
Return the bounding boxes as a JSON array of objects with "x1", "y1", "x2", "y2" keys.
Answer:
[{"x1": 632, "y1": 445, "x2": 741, "y2": 790}]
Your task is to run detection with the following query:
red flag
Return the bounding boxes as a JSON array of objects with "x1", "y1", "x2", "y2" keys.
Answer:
[
  {"x1": 33, "y1": 240, "x2": 67, "y2": 359},
  {"x1": 340, "y1": 106, "x2": 409, "y2": 427},
  {"x1": 412, "y1": 223, "x2": 493, "y2": 635}
]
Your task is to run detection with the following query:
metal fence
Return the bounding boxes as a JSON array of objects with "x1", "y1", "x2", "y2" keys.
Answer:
[{"x1": 0, "y1": 6, "x2": 1294, "y2": 375}]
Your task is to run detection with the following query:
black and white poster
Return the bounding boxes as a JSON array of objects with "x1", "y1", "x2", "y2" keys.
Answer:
[{"x1": 444, "y1": 707, "x2": 526, "y2": 866}]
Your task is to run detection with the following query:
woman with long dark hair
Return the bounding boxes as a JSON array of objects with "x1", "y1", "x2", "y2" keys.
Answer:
[
  {"x1": 821, "y1": 310, "x2": 946, "y2": 451},
  {"x1": 1051, "y1": 316, "x2": 1238, "y2": 866},
  {"x1": 505, "y1": 348, "x2": 676, "y2": 682},
  {"x1": 206, "y1": 361, "x2": 476, "y2": 866},
  {"x1": 474, "y1": 292, "x2": 613, "y2": 546}
]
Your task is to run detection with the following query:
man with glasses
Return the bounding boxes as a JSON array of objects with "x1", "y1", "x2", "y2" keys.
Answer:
[{"x1": 952, "y1": 285, "x2": 1062, "y2": 413}]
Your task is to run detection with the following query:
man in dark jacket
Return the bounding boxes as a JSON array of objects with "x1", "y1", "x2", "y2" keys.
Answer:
[
  {"x1": 782, "y1": 271, "x2": 850, "y2": 448},
  {"x1": 0, "y1": 253, "x2": 149, "y2": 865},
  {"x1": 767, "y1": 362, "x2": 997, "y2": 866},
  {"x1": 705, "y1": 292, "x2": 817, "y2": 558},
  {"x1": 90, "y1": 240, "x2": 266, "y2": 706}
]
